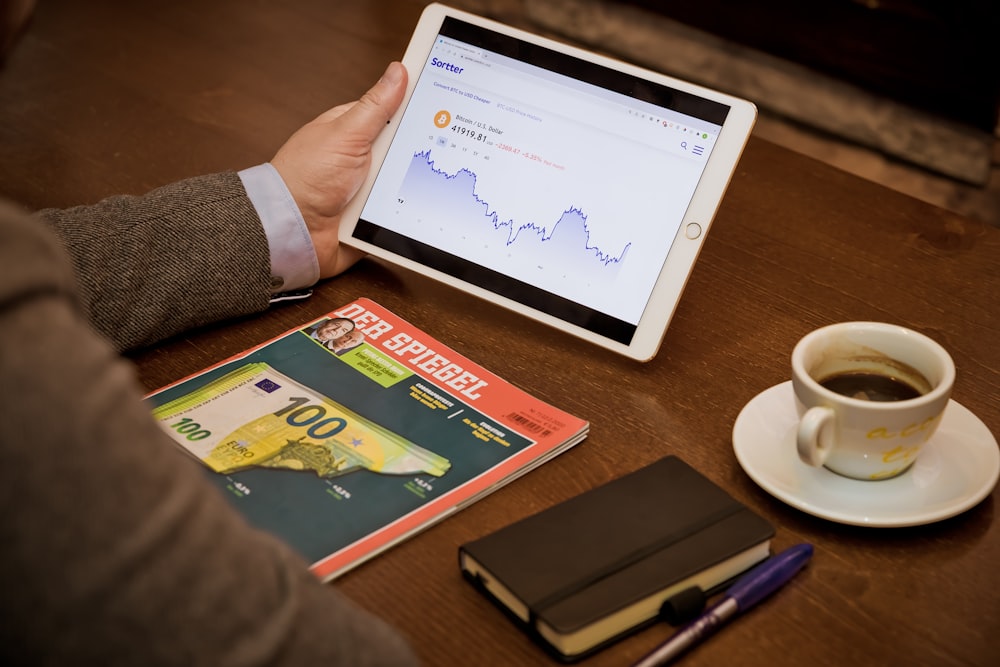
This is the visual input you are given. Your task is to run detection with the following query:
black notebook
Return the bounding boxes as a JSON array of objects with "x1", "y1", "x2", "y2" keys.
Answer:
[{"x1": 458, "y1": 456, "x2": 774, "y2": 661}]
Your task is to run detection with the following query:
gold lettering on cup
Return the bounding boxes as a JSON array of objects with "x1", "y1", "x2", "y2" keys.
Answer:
[
  {"x1": 866, "y1": 413, "x2": 941, "y2": 441},
  {"x1": 881, "y1": 444, "x2": 921, "y2": 464}
]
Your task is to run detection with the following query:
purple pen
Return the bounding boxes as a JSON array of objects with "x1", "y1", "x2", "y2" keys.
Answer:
[{"x1": 632, "y1": 543, "x2": 814, "y2": 667}]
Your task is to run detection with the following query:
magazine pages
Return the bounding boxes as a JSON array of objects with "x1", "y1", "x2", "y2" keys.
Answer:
[{"x1": 147, "y1": 298, "x2": 589, "y2": 581}]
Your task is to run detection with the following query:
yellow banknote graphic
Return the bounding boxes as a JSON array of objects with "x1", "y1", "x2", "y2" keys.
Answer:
[{"x1": 152, "y1": 363, "x2": 450, "y2": 478}]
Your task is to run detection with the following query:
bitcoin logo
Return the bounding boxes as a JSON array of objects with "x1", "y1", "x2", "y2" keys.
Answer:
[{"x1": 433, "y1": 110, "x2": 451, "y2": 128}]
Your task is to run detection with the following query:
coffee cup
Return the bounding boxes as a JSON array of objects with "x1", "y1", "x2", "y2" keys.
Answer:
[{"x1": 792, "y1": 322, "x2": 955, "y2": 480}]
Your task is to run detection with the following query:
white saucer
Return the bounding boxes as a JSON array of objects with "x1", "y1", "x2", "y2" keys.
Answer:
[{"x1": 733, "y1": 381, "x2": 999, "y2": 527}]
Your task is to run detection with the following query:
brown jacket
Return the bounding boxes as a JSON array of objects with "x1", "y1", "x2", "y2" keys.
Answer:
[{"x1": 0, "y1": 174, "x2": 417, "y2": 666}]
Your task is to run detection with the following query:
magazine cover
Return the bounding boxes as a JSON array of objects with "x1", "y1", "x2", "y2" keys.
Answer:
[{"x1": 147, "y1": 298, "x2": 589, "y2": 581}]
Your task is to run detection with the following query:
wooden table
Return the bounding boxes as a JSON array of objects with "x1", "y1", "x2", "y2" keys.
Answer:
[{"x1": 3, "y1": 1, "x2": 998, "y2": 665}]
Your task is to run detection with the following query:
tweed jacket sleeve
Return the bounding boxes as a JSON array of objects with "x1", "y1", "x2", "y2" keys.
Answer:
[
  {"x1": 37, "y1": 171, "x2": 275, "y2": 351},
  {"x1": 0, "y1": 200, "x2": 418, "y2": 666}
]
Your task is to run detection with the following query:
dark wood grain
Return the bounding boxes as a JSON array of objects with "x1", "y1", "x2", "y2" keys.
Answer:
[{"x1": 2, "y1": 1, "x2": 998, "y2": 665}]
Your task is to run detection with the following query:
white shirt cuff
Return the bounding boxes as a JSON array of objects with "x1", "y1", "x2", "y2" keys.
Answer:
[{"x1": 238, "y1": 163, "x2": 319, "y2": 293}]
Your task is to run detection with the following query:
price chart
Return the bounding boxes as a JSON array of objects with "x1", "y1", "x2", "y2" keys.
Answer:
[{"x1": 360, "y1": 40, "x2": 705, "y2": 324}]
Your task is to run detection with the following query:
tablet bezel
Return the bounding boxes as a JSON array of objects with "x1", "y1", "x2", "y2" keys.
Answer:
[{"x1": 338, "y1": 3, "x2": 756, "y2": 361}]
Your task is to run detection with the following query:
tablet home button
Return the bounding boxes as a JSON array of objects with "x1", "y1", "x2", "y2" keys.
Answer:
[{"x1": 685, "y1": 222, "x2": 703, "y2": 239}]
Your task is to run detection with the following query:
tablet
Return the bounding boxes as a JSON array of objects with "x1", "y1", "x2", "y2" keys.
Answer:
[{"x1": 339, "y1": 3, "x2": 756, "y2": 361}]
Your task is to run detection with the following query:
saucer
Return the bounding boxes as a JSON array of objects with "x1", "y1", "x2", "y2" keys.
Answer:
[{"x1": 732, "y1": 381, "x2": 999, "y2": 527}]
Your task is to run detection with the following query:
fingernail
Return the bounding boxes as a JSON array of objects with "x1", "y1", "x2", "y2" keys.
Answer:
[{"x1": 380, "y1": 61, "x2": 404, "y2": 86}]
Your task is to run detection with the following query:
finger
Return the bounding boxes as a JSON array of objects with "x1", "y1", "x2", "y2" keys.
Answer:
[
  {"x1": 333, "y1": 61, "x2": 408, "y2": 140},
  {"x1": 312, "y1": 101, "x2": 355, "y2": 124}
]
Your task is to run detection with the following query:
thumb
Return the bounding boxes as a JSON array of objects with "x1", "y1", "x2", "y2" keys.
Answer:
[{"x1": 330, "y1": 61, "x2": 408, "y2": 140}]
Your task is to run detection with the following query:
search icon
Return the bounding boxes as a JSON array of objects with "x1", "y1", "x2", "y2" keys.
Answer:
[{"x1": 680, "y1": 141, "x2": 687, "y2": 150}]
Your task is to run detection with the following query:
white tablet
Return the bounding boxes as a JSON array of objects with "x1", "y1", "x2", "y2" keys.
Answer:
[{"x1": 339, "y1": 3, "x2": 756, "y2": 361}]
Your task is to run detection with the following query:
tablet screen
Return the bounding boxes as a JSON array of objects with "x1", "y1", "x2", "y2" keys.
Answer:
[{"x1": 346, "y1": 8, "x2": 752, "y2": 360}]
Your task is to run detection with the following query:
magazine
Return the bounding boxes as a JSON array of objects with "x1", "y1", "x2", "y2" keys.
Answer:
[{"x1": 147, "y1": 297, "x2": 589, "y2": 581}]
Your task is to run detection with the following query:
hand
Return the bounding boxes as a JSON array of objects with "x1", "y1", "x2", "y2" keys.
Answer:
[{"x1": 271, "y1": 61, "x2": 408, "y2": 278}]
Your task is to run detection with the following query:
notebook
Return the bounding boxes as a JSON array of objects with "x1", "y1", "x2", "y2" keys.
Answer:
[
  {"x1": 339, "y1": 3, "x2": 757, "y2": 361},
  {"x1": 458, "y1": 455, "x2": 775, "y2": 661}
]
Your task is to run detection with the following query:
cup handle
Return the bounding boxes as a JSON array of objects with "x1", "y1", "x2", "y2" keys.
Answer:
[{"x1": 797, "y1": 406, "x2": 835, "y2": 467}]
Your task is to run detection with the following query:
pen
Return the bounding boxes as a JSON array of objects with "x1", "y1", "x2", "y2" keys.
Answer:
[{"x1": 632, "y1": 543, "x2": 814, "y2": 667}]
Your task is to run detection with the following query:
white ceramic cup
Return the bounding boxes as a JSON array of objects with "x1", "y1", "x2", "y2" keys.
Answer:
[{"x1": 792, "y1": 322, "x2": 955, "y2": 480}]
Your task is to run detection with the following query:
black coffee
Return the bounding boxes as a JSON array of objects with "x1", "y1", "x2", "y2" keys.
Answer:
[{"x1": 819, "y1": 371, "x2": 924, "y2": 402}]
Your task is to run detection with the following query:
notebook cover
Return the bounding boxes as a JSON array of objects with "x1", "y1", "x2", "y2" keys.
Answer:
[{"x1": 459, "y1": 456, "x2": 774, "y2": 650}]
